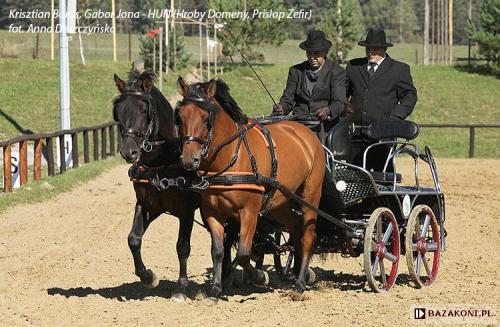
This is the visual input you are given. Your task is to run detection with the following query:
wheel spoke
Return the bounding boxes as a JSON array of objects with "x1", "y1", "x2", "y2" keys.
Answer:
[
  {"x1": 382, "y1": 222, "x2": 393, "y2": 244},
  {"x1": 379, "y1": 260, "x2": 387, "y2": 285},
  {"x1": 415, "y1": 217, "x2": 422, "y2": 238},
  {"x1": 385, "y1": 251, "x2": 397, "y2": 263},
  {"x1": 425, "y1": 242, "x2": 439, "y2": 252},
  {"x1": 421, "y1": 214, "x2": 431, "y2": 238},
  {"x1": 422, "y1": 254, "x2": 432, "y2": 277},
  {"x1": 372, "y1": 256, "x2": 380, "y2": 275},
  {"x1": 411, "y1": 243, "x2": 418, "y2": 252},
  {"x1": 416, "y1": 253, "x2": 422, "y2": 276},
  {"x1": 376, "y1": 217, "x2": 383, "y2": 242}
]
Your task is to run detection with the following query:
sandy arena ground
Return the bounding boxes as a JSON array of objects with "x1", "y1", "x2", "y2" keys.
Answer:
[{"x1": 0, "y1": 158, "x2": 498, "y2": 326}]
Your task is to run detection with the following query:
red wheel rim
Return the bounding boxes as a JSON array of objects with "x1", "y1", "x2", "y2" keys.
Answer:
[
  {"x1": 412, "y1": 207, "x2": 440, "y2": 286},
  {"x1": 370, "y1": 211, "x2": 400, "y2": 291}
]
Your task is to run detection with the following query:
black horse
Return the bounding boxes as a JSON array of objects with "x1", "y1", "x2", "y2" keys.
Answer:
[{"x1": 113, "y1": 71, "x2": 200, "y2": 300}]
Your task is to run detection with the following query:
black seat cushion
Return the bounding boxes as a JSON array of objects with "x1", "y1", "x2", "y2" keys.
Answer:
[
  {"x1": 366, "y1": 120, "x2": 419, "y2": 141},
  {"x1": 370, "y1": 171, "x2": 402, "y2": 183},
  {"x1": 325, "y1": 115, "x2": 354, "y2": 160}
]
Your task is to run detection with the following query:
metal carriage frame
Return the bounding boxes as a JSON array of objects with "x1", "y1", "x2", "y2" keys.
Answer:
[{"x1": 256, "y1": 119, "x2": 447, "y2": 292}]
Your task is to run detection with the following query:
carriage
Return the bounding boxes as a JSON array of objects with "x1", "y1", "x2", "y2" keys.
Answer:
[
  {"x1": 251, "y1": 116, "x2": 446, "y2": 293},
  {"x1": 114, "y1": 73, "x2": 446, "y2": 297}
]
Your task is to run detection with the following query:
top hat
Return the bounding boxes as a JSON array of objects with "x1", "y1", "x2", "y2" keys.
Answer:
[
  {"x1": 358, "y1": 29, "x2": 393, "y2": 48},
  {"x1": 299, "y1": 30, "x2": 332, "y2": 52}
]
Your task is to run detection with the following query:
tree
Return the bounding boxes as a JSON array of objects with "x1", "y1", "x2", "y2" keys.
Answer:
[
  {"x1": 318, "y1": 0, "x2": 363, "y2": 63},
  {"x1": 209, "y1": 0, "x2": 290, "y2": 62},
  {"x1": 470, "y1": 0, "x2": 500, "y2": 70},
  {"x1": 359, "y1": 0, "x2": 419, "y2": 42},
  {"x1": 139, "y1": 27, "x2": 190, "y2": 71}
]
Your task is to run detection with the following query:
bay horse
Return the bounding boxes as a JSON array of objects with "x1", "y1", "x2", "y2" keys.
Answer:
[
  {"x1": 175, "y1": 77, "x2": 326, "y2": 295},
  {"x1": 113, "y1": 71, "x2": 199, "y2": 300}
]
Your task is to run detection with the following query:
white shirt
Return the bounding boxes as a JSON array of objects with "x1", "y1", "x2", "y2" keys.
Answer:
[{"x1": 367, "y1": 55, "x2": 386, "y2": 73}]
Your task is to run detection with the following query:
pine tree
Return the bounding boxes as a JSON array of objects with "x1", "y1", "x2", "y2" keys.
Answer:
[
  {"x1": 209, "y1": 0, "x2": 290, "y2": 62},
  {"x1": 318, "y1": 0, "x2": 363, "y2": 63},
  {"x1": 470, "y1": 0, "x2": 500, "y2": 70},
  {"x1": 139, "y1": 27, "x2": 190, "y2": 71}
]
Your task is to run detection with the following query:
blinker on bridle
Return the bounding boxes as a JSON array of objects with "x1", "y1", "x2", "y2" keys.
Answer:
[
  {"x1": 175, "y1": 96, "x2": 217, "y2": 158},
  {"x1": 119, "y1": 90, "x2": 163, "y2": 153}
]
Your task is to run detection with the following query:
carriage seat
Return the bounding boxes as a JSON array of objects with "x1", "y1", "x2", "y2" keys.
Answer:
[
  {"x1": 325, "y1": 115, "x2": 354, "y2": 160},
  {"x1": 366, "y1": 119, "x2": 420, "y2": 141},
  {"x1": 370, "y1": 171, "x2": 402, "y2": 183}
]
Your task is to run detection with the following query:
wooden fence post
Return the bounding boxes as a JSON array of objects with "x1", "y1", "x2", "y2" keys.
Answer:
[
  {"x1": 469, "y1": 127, "x2": 475, "y2": 158},
  {"x1": 3, "y1": 144, "x2": 12, "y2": 192},
  {"x1": 20, "y1": 140, "x2": 28, "y2": 186},
  {"x1": 101, "y1": 128, "x2": 107, "y2": 159},
  {"x1": 83, "y1": 130, "x2": 90, "y2": 163},
  {"x1": 34, "y1": 139, "x2": 42, "y2": 181},
  {"x1": 72, "y1": 133, "x2": 79, "y2": 168},
  {"x1": 93, "y1": 130, "x2": 99, "y2": 161},
  {"x1": 59, "y1": 134, "x2": 66, "y2": 173},
  {"x1": 46, "y1": 137, "x2": 55, "y2": 176},
  {"x1": 109, "y1": 126, "x2": 115, "y2": 156}
]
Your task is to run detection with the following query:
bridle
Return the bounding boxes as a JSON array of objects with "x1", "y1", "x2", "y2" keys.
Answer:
[
  {"x1": 175, "y1": 96, "x2": 217, "y2": 158},
  {"x1": 118, "y1": 90, "x2": 164, "y2": 153}
]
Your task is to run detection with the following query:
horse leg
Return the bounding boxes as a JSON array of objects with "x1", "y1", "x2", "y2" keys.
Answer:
[
  {"x1": 205, "y1": 214, "x2": 226, "y2": 298},
  {"x1": 222, "y1": 221, "x2": 238, "y2": 289},
  {"x1": 171, "y1": 208, "x2": 195, "y2": 301},
  {"x1": 236, "y1": 210, "x2": 269, "y2": 287},
  {"x1": 128, "y1": 202, "x2": 160, "y2": 288},
  {"x1": 293, "y1": 161, "x2": 323, "y2": 292}
]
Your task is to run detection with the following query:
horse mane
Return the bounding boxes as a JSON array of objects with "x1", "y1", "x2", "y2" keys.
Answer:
[
  {"x1": 213, "y1": 79, "x2": 248, "y2": 124},
  {"x1": 183, "y1": 79, "x2": 248, "y2": 124}
]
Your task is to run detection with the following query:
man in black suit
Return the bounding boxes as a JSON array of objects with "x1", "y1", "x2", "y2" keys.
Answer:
[
  {"x1": 346, "y1": 29, "x2": 417, "y2": 171},
  {"x1": 272, "y1": 30, "x2": 347, "y2": 137}
]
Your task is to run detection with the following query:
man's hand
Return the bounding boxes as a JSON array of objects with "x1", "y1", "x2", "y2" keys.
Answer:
[
  {"x1": 271, "y1": 103, "x2": 284, "y2": 116},
  {"x1": 315, "y1": 107, "x2": 330, "y2": 121},
  {"x1": 342, "y1": 102, "x2": 354, "y2": 116}
]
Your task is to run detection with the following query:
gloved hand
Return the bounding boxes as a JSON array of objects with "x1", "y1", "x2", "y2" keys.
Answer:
[
  {"x1": 342, "y1": 102, "x2": 354, "y2": 116},
  {"x1": 315, "y1": 106, "x2": 330, "y2": 121},
  {"x1": 271, "y1": 103, "x2": 284, "y2": 116}
]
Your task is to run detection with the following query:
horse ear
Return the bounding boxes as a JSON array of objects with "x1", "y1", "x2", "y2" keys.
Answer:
[
  {"x1": 142, "y1": 75, "x2": 154, "y2": 93},
  {"x1": 177, "y1": 76, "x2": 188, "y2": 97},
  {"x1": 114, "y1": 74, "x2": 125, "y2": 93},
  {"x1": 207, "y1": 79, "x2": 217, "y2": 99}
]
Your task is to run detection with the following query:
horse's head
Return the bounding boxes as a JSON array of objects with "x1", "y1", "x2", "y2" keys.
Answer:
[
  {"x1": 113, "y1": 72, "x2": 158, "y2": 164},
  {"x1": 175, "y1": 77, "x2": 218, "y2": 170}
]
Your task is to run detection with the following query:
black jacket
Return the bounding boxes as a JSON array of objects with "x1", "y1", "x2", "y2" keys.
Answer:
[
  {"x1": 346, "y1": 54, "x2": 417, "y2": 127},
  {"x1": 279, "y1": 59, "x2": 347, "y2": 120}
]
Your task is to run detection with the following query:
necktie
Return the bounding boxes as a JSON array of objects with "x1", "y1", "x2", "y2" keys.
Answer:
[{"x1": 368, "y1": 62, "x2": 376, "y2": 77}]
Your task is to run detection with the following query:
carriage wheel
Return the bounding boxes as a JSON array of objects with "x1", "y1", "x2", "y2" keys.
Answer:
[
  {"x1": 273, "y1": 231, "x2": 296, "y2": 282},
  {"x1": 363, "y1": 207, "x2": 400, "y2": 293},
  {"x1": 273, "y1": 231, "x2": 315, "y2": 285},
  {"x1": 405, "y1": 205, "x2": 440, "y2": 288}
]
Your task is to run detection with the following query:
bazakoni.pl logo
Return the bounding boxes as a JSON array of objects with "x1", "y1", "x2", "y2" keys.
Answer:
[{"x1": 412, "y1": 305, "x2": 496, "y2": 324}]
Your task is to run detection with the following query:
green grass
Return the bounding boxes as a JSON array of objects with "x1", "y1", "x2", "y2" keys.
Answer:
[
  {"x1": 0, "y1": 59, "x2": 131, "y2": 138},
  {"x1": 0, "y1": 157, "x2": 120, "y2": 213}
]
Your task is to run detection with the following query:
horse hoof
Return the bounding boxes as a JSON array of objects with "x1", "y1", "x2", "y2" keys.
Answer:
[
  {"x1": 171, "y1": 292, "x2": 187, "y2": 303},
  {"x1": 293, "y1": 280, "x2": 306, "y2": 293},
  {"x1": 222, "y1": 272, "x2": 234, "y2": 289},
  {"x1": 253, "y1": 270, "x2": 269, "y2": 288},
  {"x1": 306, "y1": 268, "x2": 316, "y2": 285},
  {"x1": 143, "y1": 270, "x2": 159, "y2": 289},
  {"x1": 178, "y1": 277, "x2": 189, "y2": 289}
]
